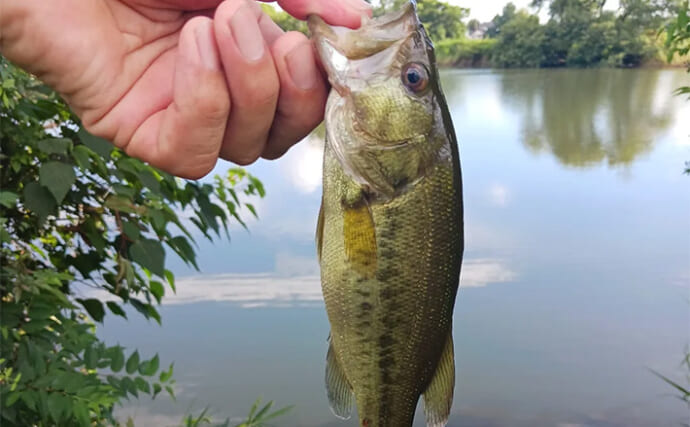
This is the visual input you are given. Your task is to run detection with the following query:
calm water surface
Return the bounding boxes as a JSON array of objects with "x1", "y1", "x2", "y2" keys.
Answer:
[{"x1": 99, "y1": 69, "x2": 690, "y2": 426}]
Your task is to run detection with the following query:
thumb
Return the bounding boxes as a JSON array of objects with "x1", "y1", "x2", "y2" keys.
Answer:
[{"x1": 126, "y1": 17, "x2": 230, "y2": 179}]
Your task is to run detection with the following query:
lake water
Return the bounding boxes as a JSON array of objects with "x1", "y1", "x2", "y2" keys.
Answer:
[{"x1": 99, "y1": 68, "x2": 690, "y2": 426}]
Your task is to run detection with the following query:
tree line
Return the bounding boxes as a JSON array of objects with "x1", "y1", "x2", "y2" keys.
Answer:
[{"x1": 267, "y1": 0, "x2": 686, "y2": 68}]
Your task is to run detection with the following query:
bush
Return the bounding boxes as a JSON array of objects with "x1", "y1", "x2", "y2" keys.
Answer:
[
  {"x1": 0, "y1": 56, "x2": 265, "y2": 425},
  {"x1": 435, "y1": 39, "x2": 497, "y2": 67}
]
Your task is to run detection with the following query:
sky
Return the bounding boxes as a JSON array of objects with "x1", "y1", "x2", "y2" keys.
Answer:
[
  {"x1": 448, "y1": 0, "x2": 537, "y2": 21},
  {"x1": 444, "y1": 0, "x2": 621, "y2": 22}
]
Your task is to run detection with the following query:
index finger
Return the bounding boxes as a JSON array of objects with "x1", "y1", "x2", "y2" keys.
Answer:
[{"x1": 265, "y1": 0, "x2": 372, "y2": 29}]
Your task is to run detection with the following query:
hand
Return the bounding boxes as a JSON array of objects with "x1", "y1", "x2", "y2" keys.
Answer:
[{"x1": 0, "y1": 0, "x2": 371, "y2": 178}]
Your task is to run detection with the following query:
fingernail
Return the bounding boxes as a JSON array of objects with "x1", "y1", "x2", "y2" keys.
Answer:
[
  {"x1": 195, "y1": 22, "x2": 220, "y2": 69},
  {"x1": 229, "y1": 4, "x2": 265, "y2": 62},
  {"x1": 286, "y1": 43, "x2": 319, "y2": 90}
]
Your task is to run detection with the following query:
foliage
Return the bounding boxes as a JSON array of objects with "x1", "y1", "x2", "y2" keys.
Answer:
[
  {"x1": 180, "y1": 398, "x2": 292, "y2": 427},
  {"x1": 492, "y1": 11, "x2": 546, "y2": 68},
  {"x1": 435, "y1": 38, "x2": 497, "y2": 66},
  {"x1": 373, "y1": 0, "x2": 469, "y2": 41},
  {"x1": 0, "y1": 56, "x2": 265, "y2": 426},
  {"x1": 487, "y1": 0, "x2": 672, "y2": 68},
  {"x1": 487, "y1": 3, "x2": 518, "y2": 38},
  {"x1": 415, "y1": 0, "x2": 469, "y2": 41},
  {"x1": 663, "y1": 0, "x2": 690, "y2": 97},
  {"x1": 651, "y1": 352, "x2": 690, "y2": 407}
]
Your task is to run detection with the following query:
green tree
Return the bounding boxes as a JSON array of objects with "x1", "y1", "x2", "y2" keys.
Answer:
[
  {"x1": 487, "y1": 3, "x2": 518, "y2": 38},
  {"x1": 491, "y1": 11, "x2": 546, "y2": 67},
  {"x1": 416, "y1": 0, "x2": 469, "y2": 41},
  {"x1": 0, "y1": 57, "x2": 265, "y2": 425},
  {"x1": 372, "y1": 0, "x2": 469, "y2": 41}
]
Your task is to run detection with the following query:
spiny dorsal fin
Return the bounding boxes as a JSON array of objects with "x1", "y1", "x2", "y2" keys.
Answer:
[
  {"x1": 343, "y1": 203, "x2": 377, "y2": 278},
  {"x1": 325, "y1": 339, "x2": 354, "y2": 419},
  {"x1": 423, "y1": 332, "x2": 455, "y2": 427}
]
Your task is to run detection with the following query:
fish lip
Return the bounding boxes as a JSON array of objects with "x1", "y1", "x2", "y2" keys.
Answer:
[
  {"x1": 307, "y1": 2, "x2": 416, "y2": 42},
  {"x1": 309, "y1": 2, "x2": 419, "y2": 99},
  {"x1": 307, "y1": 1, "x2": 418, "y2": 59}
]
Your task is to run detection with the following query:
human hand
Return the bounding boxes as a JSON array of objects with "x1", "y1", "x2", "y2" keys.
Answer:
[{"x1": 0, "y1": 0, "x2": 371, "y2": 178}]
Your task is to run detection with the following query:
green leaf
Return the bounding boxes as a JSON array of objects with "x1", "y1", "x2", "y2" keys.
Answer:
[
  {"x1": 134, "y1": 376, "x2": 151, "y2": 394},
  {"x1": 73, "y1": 401, "x2": 90, "y2": 427},
  {"x1": 150, "y1": 281, "x2": 164, "y2": 304},
  {"x1": 84, "y1": 346, "x2": 97, "y2": 370},
  {"x1": 121, "y1": 220, "x2": 141, "y2": 241},
  {"x1": 165, "y1": 385, "x2": 176, "y2": 401},
  {"x1": 37, "y1": 138, "x2": 73, "y2": 155},
  {"x1": 110, "y1": 347, "x2": 125, "y2": 372},
  {"x1": 23, "y1": 182, "x2": 57, "y2": 222},
  {"x1": 46, "y1": 393, "x2": 70, "y2": 423},
  {"x1": 138, "y1": 169, "x2": 161, "y2": 194},
  {"x1": 165, "y1": 270, "x2": 176, "y2": 293},
  {"x1": 159, "y1": 363, "x2": 174, "y2": 383},
  {"x1": 139, "y1": 354, "x2": 160, "y2": 376},
  {"x1": 129, "y1": 239, "x2": 165, "y2": 277},
  {"x1": 0, "y1": 191, "x2": 18, "y2": 208},
  {"x1": 39, "y1": 161, "x2": 76, "y2": 203},
  {"x1": 169, "y1": 236, "x2": 198, "y2": 269},
  {"x1": 152, "y1": 383, "x2": 162, "y2": 399},
  {"x1": 106, "y1": 301, "x2": 127, "y2": 319},
  {"x1": 245, "y1": 203, "x2": 258, "y2": 218},
  {"x1": 77, "y1": 298, "x2": 105, "y2": 323},
  {"x1": 5, "y1": 392, "x2": 20, "y2": 407},
  {"x1": 126, "y1": 351, "x2": 140, "y2": 375},
  {"x1": 78, "y1": 128, "x2": 113, "y2": 157},
  {"x1": 72, "y1": 145, "x2": 91, "y2": 169}
]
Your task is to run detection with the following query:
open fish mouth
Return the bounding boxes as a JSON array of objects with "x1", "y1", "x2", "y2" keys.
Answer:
[{"x1": 308, "y1": 2, "x2": 424, "y2": 95}]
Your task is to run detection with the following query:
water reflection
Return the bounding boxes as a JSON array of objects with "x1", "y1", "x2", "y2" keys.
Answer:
[
  {"x1": 499, "y1": 69, "x2": 678, "y2": 167},
  {"x1": 86, "y1": 258, "x2": 515, "y2": 308}
]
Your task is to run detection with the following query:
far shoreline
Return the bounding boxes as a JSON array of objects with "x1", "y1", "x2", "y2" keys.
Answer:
[{"x1": 438, "y1": 63, "x2": 688, "y2": 70}]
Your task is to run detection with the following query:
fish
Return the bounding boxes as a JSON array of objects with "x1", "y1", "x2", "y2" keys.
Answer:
[{"x1": 309, "y1": 2, "x2": 464, "y2": 427}]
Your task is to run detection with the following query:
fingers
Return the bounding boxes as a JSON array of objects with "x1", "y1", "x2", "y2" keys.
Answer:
[
  {"x1": 126, "y1": 17, "x2": 229, "y2": 179},
  {"x1": 273, "y1": 0, "x2": 372, "y2": 29},
  {"x1": 262, "y1": 31, "x2": 327, "y2": 160},
  {"x1": 214, "y1": 0, "x2": 281, "y2": 165}
]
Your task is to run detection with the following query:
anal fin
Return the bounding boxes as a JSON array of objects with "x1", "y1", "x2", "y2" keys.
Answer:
[
  {"x1": 423, "y1": 332, "x2": 455, "y2": 427},
  {"x1": 325, "y1": 338, "x2": 354, "y2": 419}
]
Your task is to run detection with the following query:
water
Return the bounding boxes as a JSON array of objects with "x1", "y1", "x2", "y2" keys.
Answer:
[{"x1": 99, "y1": 68, "x2": 690, "y2": 426}]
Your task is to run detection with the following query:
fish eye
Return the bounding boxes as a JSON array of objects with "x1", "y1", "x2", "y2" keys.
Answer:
[{"x1": 401, "y1": 63, "x2": 429, "y2": 93}]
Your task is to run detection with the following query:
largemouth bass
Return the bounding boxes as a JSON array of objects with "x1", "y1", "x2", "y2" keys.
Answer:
[{"x1": 309, "y1": 2, "x2": 464, "y2": 427}]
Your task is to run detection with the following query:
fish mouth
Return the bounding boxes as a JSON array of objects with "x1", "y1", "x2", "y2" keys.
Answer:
[
  {"x1": 308, "y1": 2, "x2": 417, "y2": 59},
  {"x1": 308, "y1": 1, "x2": 420, "y2": 95}
]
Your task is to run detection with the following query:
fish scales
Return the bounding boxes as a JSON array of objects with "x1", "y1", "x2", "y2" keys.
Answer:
[{"x1": 311, "y1": 3, "x2": 464, "y2": 426}]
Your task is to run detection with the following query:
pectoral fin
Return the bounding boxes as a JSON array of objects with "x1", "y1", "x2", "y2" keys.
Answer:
[
  {"x1": 325, "y1": 339, "x2": 354, "y2": 419},
  {"x1": 423, "y1": 332, "x2": 455, "y2": 427},
  {"x1": 343, "y1": 203, "x2": 377, "y2": 278}
]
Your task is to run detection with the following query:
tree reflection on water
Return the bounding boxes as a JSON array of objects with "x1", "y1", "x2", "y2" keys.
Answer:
[{"x1": 500, "y1": 69, "x2": 679, "y2": 168}]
